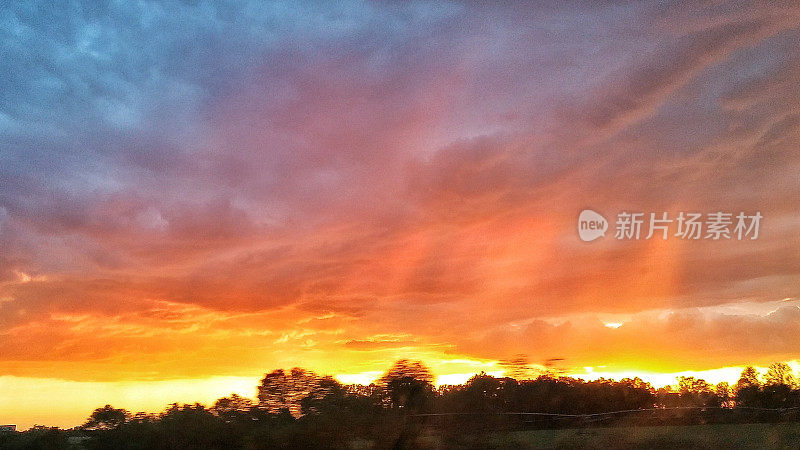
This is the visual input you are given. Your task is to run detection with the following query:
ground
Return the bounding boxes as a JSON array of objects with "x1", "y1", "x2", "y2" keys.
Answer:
[{"x1": 434, "y1": 422, "x2": 800, "y2": 449}]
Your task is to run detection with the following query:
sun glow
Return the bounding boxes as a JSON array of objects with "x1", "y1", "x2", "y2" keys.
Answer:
[{"x1": 0, "y1": 376, "x2": 259, "y2": 431}]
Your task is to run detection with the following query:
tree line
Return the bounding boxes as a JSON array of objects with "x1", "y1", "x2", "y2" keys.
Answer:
[{"x1": 1, "y1": 360, "x2": 799, "y2": 449}]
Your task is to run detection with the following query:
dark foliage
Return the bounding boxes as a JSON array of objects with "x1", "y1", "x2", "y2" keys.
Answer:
[{"x1": 3, "y1": 362, "x2": 799, "y2": 449}]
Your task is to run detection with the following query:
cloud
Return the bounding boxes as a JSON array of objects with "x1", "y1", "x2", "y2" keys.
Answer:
[
  {"x1": 0, "y1": 0, "x2": 799, "y2": 381},
  {"x1": 344, "y1": 337, "x2": 418, "y2": 351},
  {"x1": 450, "y1": 303, "x2": 800, "y2": 373}
]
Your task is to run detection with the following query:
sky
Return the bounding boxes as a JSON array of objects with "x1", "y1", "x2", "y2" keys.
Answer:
[{"x1": 1, "y1": 0, "x2": 800, "y2": 429}]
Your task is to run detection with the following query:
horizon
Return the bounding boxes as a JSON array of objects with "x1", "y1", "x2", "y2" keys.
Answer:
[
  {"x1": 2, "y1": 359, "x2": 797, "y2": 430},
  {"x1": 2, "y1": 0, "x2": 799, "y2": 435}
]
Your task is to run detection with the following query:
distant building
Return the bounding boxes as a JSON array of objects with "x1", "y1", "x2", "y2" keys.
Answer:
[{"x1": 0, "y1": 425, "x2": 16, "y2": 432}]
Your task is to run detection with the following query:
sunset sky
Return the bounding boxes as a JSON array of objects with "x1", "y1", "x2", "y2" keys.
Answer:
[{"x1": 2, "y1": 1, "x2": 800, "y2": 429}]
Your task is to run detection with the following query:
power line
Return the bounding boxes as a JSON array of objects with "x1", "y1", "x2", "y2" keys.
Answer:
[{"x1": 412, "y1": 405, "x2": 800, "y2": 418}]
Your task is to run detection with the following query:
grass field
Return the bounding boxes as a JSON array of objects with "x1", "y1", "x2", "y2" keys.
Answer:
[{"x1": 440, "y1": 422, "x2": 800, "y2": 449}]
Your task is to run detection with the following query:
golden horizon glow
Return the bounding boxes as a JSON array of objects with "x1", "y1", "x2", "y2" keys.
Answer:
[{"x1": 4, "y1": 360, "x2": 798, "y2": 430}]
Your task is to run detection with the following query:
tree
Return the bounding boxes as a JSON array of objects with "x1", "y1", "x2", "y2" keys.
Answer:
[
  {"x1": 678, "y1": 376, "x2": 712, "y2": 394},
  {"x1": 257, "y1": 368, "x2": 321, "y2": 417},
  {"x1": 735, "y1": 366, "x2": 762, "y2": 407},
  {"x1": 736, "y1": 366, "x2": 761, "y2": 391},
  {"x1": 375, "y1": 360, "x2": 435, "y2": 449},
  {"x1": 715, "y1": 382, "x2": 734, "y2": 407},
  {"x1": 158, "y1": 403, "x2": 231, "y2": 448},
  {"x1": 677, "y1": 377, "x2": 717, "y2": 407},
  {"x1": 379, "y1": 360, "x2": 434, "y2": 386},
  {"x1": 82, "y1": 405, "x2": 130, "y2": 430},
  {"x1": 764, "y1": 362, "x2": 796, "y2": 387},
  {"x1": 211, "y1": 393, "x2": 256, "y2": 424},
  {"x1": 379, "y1": 360, "x2": 434, "y2": 412},
  {"x1": 212, "y1": 393, "x2": 255, "y2": 414}
]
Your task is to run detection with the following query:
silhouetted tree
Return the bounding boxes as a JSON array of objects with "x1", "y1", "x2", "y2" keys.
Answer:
[
  {"x1": 212, "y1": 394, "x2": 254, "y2": 415},
  {"x1": 379, "y1": 359, "x2": 434, "y2": 412},
  {"x1": 736, "y1": 366, "x2": 761, "y2": 390},
  {"x1": 715, "y1": 382, "x2": 734, "y2": 407},
  {"x1": 458, "y1": 373, "x2": 517, "y2": 413},
  {"x1": 257, "y1": 368, "x2": 321, "y2": 417},
  {"x1": 83, "y1": 405, "x2": 130, "y2": 430},
  {"x1": 374, "y1": 360, "x2": 436, "y2": 449},
  {"x1": 13, "y1": 360, "x2": 800, "y2": 449},
  {"x1": 158, "y1": 403, "x2": 233, "y2": 449},
  {"x1": 765, "y1": 362, "x2": 796, "y2": 387},
  {"x1": 677, "y1": 376, "x2": 719, "y2": 407},
  {"x1": 3, "y1": 426, "x2": 70, "y2": 450},
  {"x1": 210, "y1": 393, "x2": 256, "y2": 427},
  {"x1": 735, "y1": 366, "x2": 763, "y2": 407}
]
